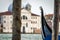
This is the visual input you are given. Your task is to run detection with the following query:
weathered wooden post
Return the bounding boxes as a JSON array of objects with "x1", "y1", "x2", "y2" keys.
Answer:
[
  {"x1": 52, "y1": 0, "x2": 60, "y2": 40},
  {"x1": 12, "y1": 0, "x2": 21, "y2": 40}
]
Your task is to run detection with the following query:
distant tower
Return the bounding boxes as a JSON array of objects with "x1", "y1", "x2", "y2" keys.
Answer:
[{"x1": 25, "y1": 3, "x2": 31, "y2": 12}]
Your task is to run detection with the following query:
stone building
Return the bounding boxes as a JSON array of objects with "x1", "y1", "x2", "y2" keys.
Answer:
[{"x1": 0, "y1": 4, "x2": 41, "y2": 33}]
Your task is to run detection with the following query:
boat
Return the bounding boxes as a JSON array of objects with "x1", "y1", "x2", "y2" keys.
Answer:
[{"x1": 40, "y1": 7, "x2": 60, "y2": 40}]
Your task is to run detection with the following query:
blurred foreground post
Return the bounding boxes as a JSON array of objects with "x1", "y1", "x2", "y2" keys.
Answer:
[
  {"x1": 12, "y1": 0, "x2": 21, "y2": 40},
  {"x1": 52, "y1": 0, "x2": 60, "y2": 40}
]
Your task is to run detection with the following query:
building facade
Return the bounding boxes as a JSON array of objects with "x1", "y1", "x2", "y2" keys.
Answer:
[
  {"x1": 45, "y1": 14, "x2": 60, "y2": 33},
  {"x1": 0, "y1": 4, "x2": 41, "y2": 33}
]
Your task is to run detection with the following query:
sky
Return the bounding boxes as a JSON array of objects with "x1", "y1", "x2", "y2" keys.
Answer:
[{"x1": 0, "y1": 0, "x2": 54, "y2": 15}]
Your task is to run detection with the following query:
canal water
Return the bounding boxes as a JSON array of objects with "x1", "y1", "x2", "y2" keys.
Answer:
[{"x1": 0, "y1": 34, "x2": 43, "y2": 40}]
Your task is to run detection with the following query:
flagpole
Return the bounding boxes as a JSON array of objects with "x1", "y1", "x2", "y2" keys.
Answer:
[{"x1": 52, "y1": 0, "x2": 59, "y2": 40}]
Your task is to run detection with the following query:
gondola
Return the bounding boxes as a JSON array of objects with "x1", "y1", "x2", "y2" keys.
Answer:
[{"x1": 40, "y1": 7, "x2": 60, "y2": 40}]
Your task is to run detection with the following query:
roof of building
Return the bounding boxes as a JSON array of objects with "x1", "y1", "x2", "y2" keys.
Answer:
[
  {"x1": 0, "y1": 11, "x2": 40, "y2": 16},
  {"x1": 0, "y1": 11, "x2": 12, "y2": 16},
  {"x1": 31, "y1": 13, "x2": 40, "y2": 16},
  {"x1": 45, "y1": 14, "x2": 53, "y2": 17}
]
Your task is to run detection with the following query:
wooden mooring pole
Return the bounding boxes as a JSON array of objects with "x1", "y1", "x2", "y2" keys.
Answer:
[
  {"x1": 52, "y1": 0, "x2": 60, "y2": 40},
  {"x1": 12, "y1": 0, "x2": 21, "y2": 40}
]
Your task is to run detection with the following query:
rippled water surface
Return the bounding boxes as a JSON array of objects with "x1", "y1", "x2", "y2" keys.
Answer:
[{"x1": 0, "y1": 34, "x2": 43, "y2": 40}]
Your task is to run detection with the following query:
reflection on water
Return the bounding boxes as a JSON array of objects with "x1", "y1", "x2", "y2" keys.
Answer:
[{"x1": 0, "y1": 34, "x2": 43, "y2": 40}]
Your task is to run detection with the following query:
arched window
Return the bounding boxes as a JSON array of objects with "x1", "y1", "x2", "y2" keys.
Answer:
[
  {"x1": 22, "y1": 15, "x2": 28, "y2": 20},
  {"x1": 23, "y1": 15, "x2": 26, "y2": 19},
  {"x1": 26, "y1": 23, "x2": 28, "y2": 27},
  {"x1": 26, "y1": 17, "x2": 27, "y2": 19}
]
